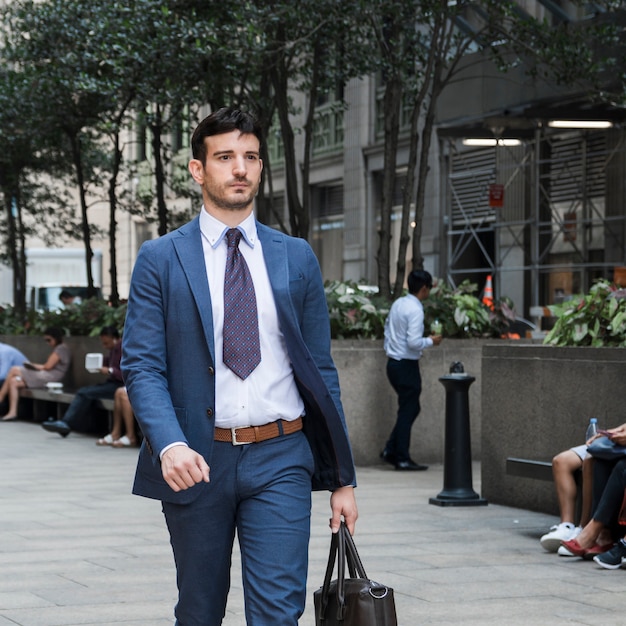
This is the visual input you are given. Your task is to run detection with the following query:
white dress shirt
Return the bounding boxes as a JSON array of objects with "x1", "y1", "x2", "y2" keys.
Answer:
[
  {"x1": 384, "y1": 293, "x2": 433, "y2": 361},
  {"x1": 199, "y1": 209, "x2": 304, "y2": 428}
]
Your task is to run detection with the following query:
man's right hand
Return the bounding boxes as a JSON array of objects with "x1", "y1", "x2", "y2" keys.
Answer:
[
  {"x1": 161, "y1": 445, "x2": 210, "y2": 492},
  {"x1": 431, "y1": 334, "x2": 443, "y2": 346}
]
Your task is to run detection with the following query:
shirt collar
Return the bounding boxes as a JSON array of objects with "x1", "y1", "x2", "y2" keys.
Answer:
[{"x1": 199, "y1": 208, "x2": 258, "y2": 250}]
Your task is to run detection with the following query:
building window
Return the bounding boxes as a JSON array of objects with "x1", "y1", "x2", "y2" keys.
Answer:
[
  {"x1": 311, "y1": 185, "x2": 344, "y2": 281},
  {"x1": 312, "y1": 102, "x2": 344, "y2": 156}
]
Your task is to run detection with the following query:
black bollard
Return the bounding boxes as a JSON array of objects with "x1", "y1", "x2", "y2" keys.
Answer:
[{"x1": 429, "y1": 362, "x2": 487, "y2": 507}]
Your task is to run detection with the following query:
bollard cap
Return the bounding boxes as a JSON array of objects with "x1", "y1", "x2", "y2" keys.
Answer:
[{"x1": 449, "y1": 361, "x2": 465, "y2": 374}]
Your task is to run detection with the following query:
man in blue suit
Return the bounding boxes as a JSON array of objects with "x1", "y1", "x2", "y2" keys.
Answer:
[{"x1": 122, "y1": 108, "x2": 357, "y2": 626}]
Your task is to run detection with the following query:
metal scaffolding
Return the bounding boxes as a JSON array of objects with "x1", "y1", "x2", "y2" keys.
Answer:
[{"x1": 441, "y1": 126, "x2": 626, "y2": 314}]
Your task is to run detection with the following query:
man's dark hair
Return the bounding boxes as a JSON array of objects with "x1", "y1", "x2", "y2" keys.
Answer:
[
  {"x1": 99, "y1": 326, "x2": 120, "y2": 339},
  {"x1": 407, "y1": 270, "x2": 433, "y2": 295},
  {"x1": 59, "y1": 290, "x2": 73, "y2": 301},
  {"x1": 191, "y1": 107, "x2": 263, "y2": 164}
]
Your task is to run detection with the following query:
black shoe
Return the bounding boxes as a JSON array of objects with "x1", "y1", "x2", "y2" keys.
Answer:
[
  {"x1": 42, "y1": 419, "x2": 71, "y2": 438},
  {"x1": 395, "y1": 460, "x2": 428, "y2": 471},
  {"x1": 379, "y1": 449, "x2": 397, "y2": 466}
]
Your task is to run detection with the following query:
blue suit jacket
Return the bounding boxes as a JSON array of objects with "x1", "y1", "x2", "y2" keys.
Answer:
[{"x1": 122, "y1": 217, "x2": 356, "y2": 504}]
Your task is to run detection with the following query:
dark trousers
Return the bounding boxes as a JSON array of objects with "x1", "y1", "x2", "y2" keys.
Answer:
[
  {"x1": 163, "y1": 431, "x2": 315, "y2": 626},
  {"x1": 593, "y1": 457, "x2": 626, "y2": 539},
  {"x1": 62, "y1": 381, "x2": 123, "y2": 431},
  {"x1": 385, "y1": 358, "x2": 422, "y2": 463}
]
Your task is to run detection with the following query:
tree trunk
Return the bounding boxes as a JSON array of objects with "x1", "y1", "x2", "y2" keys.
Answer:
[
  {"x1": 107, "y1": 131, "x2": 122, "y2": 306},
  {"x1": 377, "y1": 75, "x2": 402, "y2": 300},
  {"x1": 2, "y1": 179, "x2": 26, "y2": 317},
  {"x1": 392, "y1": 101, "x2": 421, "y2": 298},
  {"x1": 269, "y1": 29, "x2": 307, "y2": 239},
  {"x1": 151, "y1": 105, "x2": 168, "y2": 236},
  {"x1": 301, "y1": 43, "x2": 322, "y2": 243},
  {"x1": 412, "y1": 89, "x2": 438, "y2": 273},
  {"x1": 68, "y1": 132, "x2": 96, "y2": 298}
]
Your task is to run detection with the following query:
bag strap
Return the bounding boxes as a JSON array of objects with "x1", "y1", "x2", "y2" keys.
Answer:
[
  {"x1": 342, "y1": 522, "x2": 368, "y2": 580},
  {"x1": 319, "y1": 522, "x2": 358, "y2": 622},
  {"x1": 319, "y1": 525, "x2": 347, "y2": 621},
  {"x1": 336, "y1": 523, "x2": 346, "y2": 620}
]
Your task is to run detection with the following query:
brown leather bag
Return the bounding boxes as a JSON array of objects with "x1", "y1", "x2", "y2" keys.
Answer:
[{"x1": 314, "y1": 522, "x2": 397, "y2": 625}]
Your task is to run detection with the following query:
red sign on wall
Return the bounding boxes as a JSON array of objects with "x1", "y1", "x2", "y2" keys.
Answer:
[{"x1": 489, "y1": 183, "x2": 504, "y2": 208}]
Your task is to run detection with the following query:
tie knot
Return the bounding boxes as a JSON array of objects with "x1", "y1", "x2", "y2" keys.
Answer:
[{"x1": 226, "y1": 228, "x2": 242, "y2": 248}]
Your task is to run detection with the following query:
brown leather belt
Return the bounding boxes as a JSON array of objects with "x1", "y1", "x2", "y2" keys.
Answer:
[{"x1": 214, "y1": 416, "x2": 303, "y2": 445}]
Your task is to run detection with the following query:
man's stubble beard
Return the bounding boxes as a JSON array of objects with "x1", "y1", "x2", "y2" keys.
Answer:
[{"x1": 204, "y1": 179, "x2": 260, "y2": 212}]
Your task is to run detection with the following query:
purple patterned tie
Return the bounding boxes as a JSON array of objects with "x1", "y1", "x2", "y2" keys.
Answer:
[{"x1": 223, "y1": 228, "x2": 261, "y2": 379}]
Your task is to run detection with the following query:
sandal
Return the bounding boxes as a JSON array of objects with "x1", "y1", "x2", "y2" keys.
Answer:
[
  {"x1": 112, "y1": 435, "x2": 136, "y2": 448},
  {"x1": 96, "y1": 434, "x2": 115, "y2": 446}
]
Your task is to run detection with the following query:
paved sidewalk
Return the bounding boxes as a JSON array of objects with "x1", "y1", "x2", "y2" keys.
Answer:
[{"x1": 0, "y1": 420, "x2": 624, "y2": 625}]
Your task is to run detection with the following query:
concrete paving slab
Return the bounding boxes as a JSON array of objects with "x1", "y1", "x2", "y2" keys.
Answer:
[{"x1": 1, "y1": 420, "x2": 625, "y2": 625}]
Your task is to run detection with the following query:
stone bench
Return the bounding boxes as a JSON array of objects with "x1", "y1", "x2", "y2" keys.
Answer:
[
  {"x1": 18, "y1": 387, "x2": 115, "y2": 429},
  {"x1": 505, "y1": 456, "x2": 583, "y2": 523}
]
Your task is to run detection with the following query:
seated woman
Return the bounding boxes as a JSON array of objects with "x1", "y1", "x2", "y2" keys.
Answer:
[
  {"x1": 561, "y1": 424, "x2": 626, "y2": 559},
  {"x1": 0, "y1": 327, "x2": 71, "y2": 421},
  {"x1": 96, "y1": 386, "x2": 138, "y2": 447}
]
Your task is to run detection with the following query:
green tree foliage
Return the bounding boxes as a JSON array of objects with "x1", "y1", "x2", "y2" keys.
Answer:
[
  {"x1": 365, "y1": 0, "x2": 622, "y2": 301},
  {"x1": 0, "y1": 65, "x2": 75, "y2": 316},
  {"x1": 236, "y1": 0, "x2": 374, "y2": 238},
  {"x1": 0, "y1": 0, "x2": 624, "y2": 311},
  {"x1": 3, "y1": 0, "x2": 115, "y2": 300}
]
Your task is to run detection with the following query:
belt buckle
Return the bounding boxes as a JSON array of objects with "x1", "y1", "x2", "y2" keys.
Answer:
[{"x1": 231, "y1": 427, "x2": 252, "y2": 445}]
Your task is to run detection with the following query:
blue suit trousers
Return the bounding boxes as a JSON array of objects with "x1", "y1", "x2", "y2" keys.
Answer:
[{"x1": 162, "y1": 431, "x2": 315, "y2": 626}]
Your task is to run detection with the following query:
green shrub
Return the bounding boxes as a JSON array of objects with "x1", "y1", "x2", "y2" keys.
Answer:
[
  {"x1": 0, "y1": 277, "x2": 525, "y2": 341},
  {"x1": 325, "y1": 278, "x2": 515, "y2": 340},
  {"x1": 0, "y1": 299, "x2": 127, "y2": 337},
  {"x1": 544, "y1": 280, "x2": 626, "y2": 347},
  {"x1": 325, "y1": 281, "x2": 389, "y2": 339},
  {"x1": 424, "y1": 279, "x2": 494, "y2": 338}
]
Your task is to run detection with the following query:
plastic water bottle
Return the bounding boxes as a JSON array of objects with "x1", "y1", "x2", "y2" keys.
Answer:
[{"x1": 586, "y1": 417, "x2": 598, "y2": 440}]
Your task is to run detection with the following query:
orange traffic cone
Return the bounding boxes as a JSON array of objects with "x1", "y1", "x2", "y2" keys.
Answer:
[{"x1": 482, "y1": 274, "x2": 494, "y2": 310}]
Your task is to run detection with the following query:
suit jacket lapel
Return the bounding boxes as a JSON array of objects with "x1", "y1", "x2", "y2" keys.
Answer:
[
  {"x1": 171, "y1": 217, "x2": 216, "y2": 361},
  {"x1": 258, "y1": 224, "x2": 289, "y2": 306}
]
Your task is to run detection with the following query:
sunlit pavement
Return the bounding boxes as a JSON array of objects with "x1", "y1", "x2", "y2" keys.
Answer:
[{"x1": 0, "y1": 420, "x2": 624, "y2": 625}]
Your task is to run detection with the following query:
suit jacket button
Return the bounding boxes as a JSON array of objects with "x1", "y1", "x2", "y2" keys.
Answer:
[
  {"x1": 206, "y1": 408, "x2": 213, "y2": 417},
  {"x1": 208, "y1": 366, "x2": 215, "y2": 376}
]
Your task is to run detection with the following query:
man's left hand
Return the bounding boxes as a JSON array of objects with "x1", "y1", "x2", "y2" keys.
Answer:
[{"x1": 329, "y1": 486, "x2": 358, "y2": 535}]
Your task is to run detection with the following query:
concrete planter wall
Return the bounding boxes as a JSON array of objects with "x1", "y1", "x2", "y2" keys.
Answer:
[
  {"x1": 7, "y1": 335, "x2": 625, "y2": 515},
  {"x1": 2, "y1": 334, "x2": 484, "y2": 466},
  {"x1": 481, "y1": 344, "x2": 626, "y2": 515}
]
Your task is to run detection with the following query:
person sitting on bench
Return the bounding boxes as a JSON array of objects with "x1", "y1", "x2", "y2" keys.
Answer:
[
  {"x1": 540, "y1": 445, "x2": 593, "y2": 554},
  {"x1": 0, "y1": 328, "x2": 70, "y2": 422},
  {"x1": 42, "y1": 326, "x2": 123, "y2": 437}
]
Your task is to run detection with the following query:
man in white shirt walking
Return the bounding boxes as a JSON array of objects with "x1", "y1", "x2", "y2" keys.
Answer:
[{"x1": 381, "y1": 270, "x2": 442, "y2": 471}]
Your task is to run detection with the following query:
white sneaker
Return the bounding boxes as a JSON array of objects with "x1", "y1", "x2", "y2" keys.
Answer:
[{"x1": 540, "y1": 522, "x2": 577, "y2": 552}]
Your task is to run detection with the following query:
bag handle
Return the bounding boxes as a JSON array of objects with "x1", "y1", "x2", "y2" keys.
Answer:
[
  {"x1": 319, "y1": 523, "x2": 345, "y2": 621},
  {"x1": 342, "y1": 523, "x2": 368, "y2": 580},
  {"x1": 318, "y1": 521, "x2": 364, "y2": 622}
]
